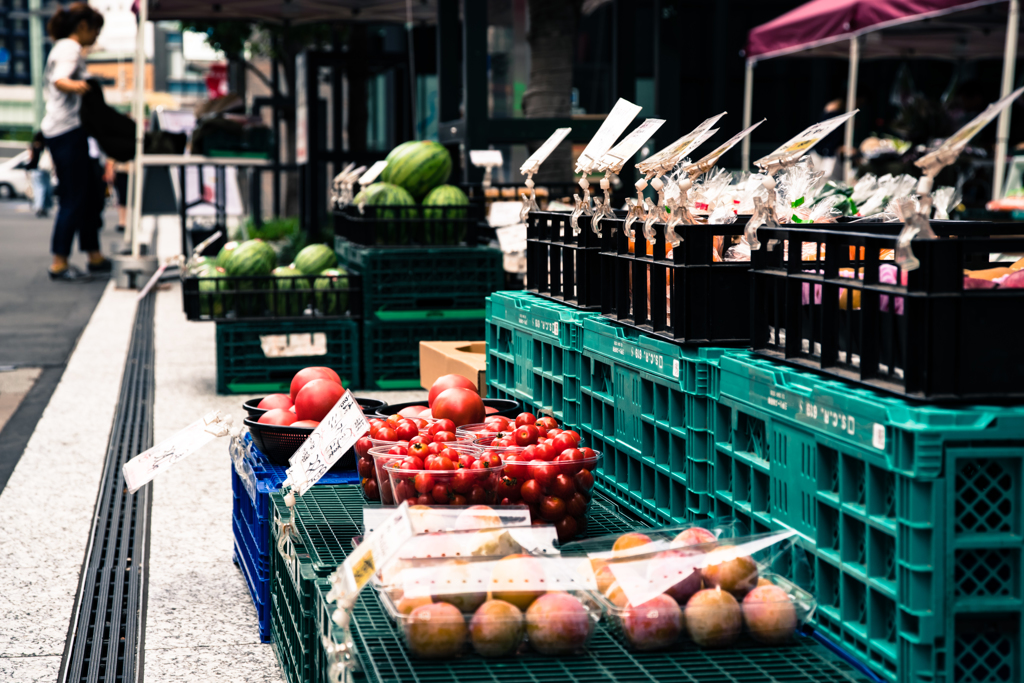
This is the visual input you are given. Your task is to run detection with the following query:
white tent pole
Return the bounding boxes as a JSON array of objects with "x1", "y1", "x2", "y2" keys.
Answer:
[
  {"x1": 742, "y1": 59, "x2": 754, "y2": 171},
  {"x1": 843, "y1": 36, "x2": 859, "y2": 184},
  {"x1": 994, "y1": 0, "x2": 1020, "y2": 202},
  {"x1": 130, "y1": 0, "x2": 147, "y2": 258}
]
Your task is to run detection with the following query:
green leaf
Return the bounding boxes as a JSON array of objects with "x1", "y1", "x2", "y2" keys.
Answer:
[{"x1": 790, "y1": 196, "x2": 805, "y2": 208}]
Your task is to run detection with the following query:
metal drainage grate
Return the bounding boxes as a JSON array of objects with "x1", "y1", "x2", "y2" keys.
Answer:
[{"x1": 59, "y1": 292, "x2": 155, "y2": 683}]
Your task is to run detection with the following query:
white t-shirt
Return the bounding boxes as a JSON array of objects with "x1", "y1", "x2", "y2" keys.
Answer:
[{"x1": 41, "y1": 38, "x2": 87, "y2": 139}]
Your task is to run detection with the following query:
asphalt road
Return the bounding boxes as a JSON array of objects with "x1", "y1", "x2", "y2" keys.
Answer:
[{"x1": 0, "y1": 197, "x2": 117, "y2": 492}]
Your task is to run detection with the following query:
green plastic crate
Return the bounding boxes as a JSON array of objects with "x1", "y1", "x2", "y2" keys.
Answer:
[
  {"x1": 486, "y1": 291, "x2": 596, "y2": 424},
  {"x1": 361, "y1": 316, "x2": 485, "y2": 390},
  {"x1": 215, "y1": 319, "x2": 359, "y2": 395},
  {"x1": 298, "y1": 487, "x2": 873, "y2": 683},
  {"x1": 578, "y1": 316, "x2": 741, "y2": 526},
  {"x1": 713, "y1": 351, "x2": 1024, "y2": 683},
  {"x1": 335, "y1": 236, "x2": 502, "y2": 320}
]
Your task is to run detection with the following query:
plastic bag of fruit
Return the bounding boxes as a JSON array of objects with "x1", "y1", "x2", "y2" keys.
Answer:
[
  {"x1": 377, "y1": 551, "x2": 603, "y2": 659},
  {"x1": 561, "y1": 525, "x2": 815, "y2": 651}
]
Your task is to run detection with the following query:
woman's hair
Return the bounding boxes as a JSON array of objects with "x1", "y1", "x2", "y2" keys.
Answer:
[{"x1": 47, "y1": 3, "x2": 103, "y2": 40}]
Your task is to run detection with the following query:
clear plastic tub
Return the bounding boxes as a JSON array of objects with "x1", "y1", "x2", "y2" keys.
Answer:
[
  {"x1": 504, "y1": 451, "x2": 601, "y2": 543},
  {"x1": 562, "y1": 526, "x2": 816, "y2": 651},
  {"x1": 355, "y1": 427, "x2": 475, "y2": 501},
  {"x1": 383, "y1": 446, "x2": 507, "y2": 507}
]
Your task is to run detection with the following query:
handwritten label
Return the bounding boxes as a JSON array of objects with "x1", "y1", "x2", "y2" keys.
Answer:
[
  {"x1": 637, "y1": 112, "x2": 726, "y2": 175},
  {"x1": 575, "y1": 98, "x2": 643, "y2": 174},
  {"x1": 755, "y1": 111, "x2": 857, "y2": 171},
  {"x1": 521, "y1": 127, "x2": 572, "y2": 176},
  {"x1": 596, "y1": 119, "x2": 666, "y2": 173},
  {"x1": 285, "y1": 390, "x2": 370, "y2": 496},
  {"x1": 359, "y1": 160, "x2": 388, "y2": 185},
  {"x1": 123, "y1": 411, "x2": 233, "y2": 494},
  {"x1": 682, "y1": 119, "x2": 766, "y2": 176}
]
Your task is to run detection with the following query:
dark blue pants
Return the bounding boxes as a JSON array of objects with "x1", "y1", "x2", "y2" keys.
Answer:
[{"x1": 46, "y1": 126, "x2": 103, "y2": 256}]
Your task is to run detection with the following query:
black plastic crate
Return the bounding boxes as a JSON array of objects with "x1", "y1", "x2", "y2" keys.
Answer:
[
  {"x1": 526, "y1": 210, "x2": 612, "y2": 310},
  {"x1": 333, "y1": 203, "x2": 486, "y2": 247},
  {"x1": 182, "y1": 272, "x2": 361, "y2": 322},
  {"x1": 749, "y1": 220, "x2": 1024, "y2": 402},
  {"x1": 597, "y1": 215, "x2": 753, "y2": 346}
]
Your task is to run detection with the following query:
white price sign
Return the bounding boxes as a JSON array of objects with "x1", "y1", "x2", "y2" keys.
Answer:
[
  {"x1": 637, "y1": 112, "x2": 726, "y2": 175},
  {"x1": 284, "y1": 390, "x2": 370, "y2": 496},
  {"x1": 335, "y1": 502, "x2": 415, "y2": 596},
  {"x1": 596, "y1": 118, "x2": 666, "y2": 173},
  {"x1": 122, "y1": 411, "x2": 233, "y2": 494},
  {"x1": 755, "y1": 110, "x2": 858, "y2": 172},
  {"x1": 470, "y1": 149, "x2": 504, "y2": 167},
  {"x1": 916, "y1": 86, "x2": 1024, "y2": 175},
  {"x1": 682, "y1": 119, "x2": 766, "y2": 176},
  {"x1": 359, "y1": 160, "x2": 388, "y2": 186},
  {"x1": 520, "y1": 127, "x2": 572, "y2": 176},
  {"x1": 574, "y1": 98, "x2": 643, "y2": 174}
]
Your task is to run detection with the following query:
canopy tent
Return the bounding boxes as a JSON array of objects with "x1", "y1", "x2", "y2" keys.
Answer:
[{"x1": 740, "y1": 0, "x2": 1020, "y2": 198}]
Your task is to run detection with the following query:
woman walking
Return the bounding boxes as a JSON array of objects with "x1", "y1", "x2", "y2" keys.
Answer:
[{"x1": 41, "y1": 2, "x2": 109, "y2": 282}]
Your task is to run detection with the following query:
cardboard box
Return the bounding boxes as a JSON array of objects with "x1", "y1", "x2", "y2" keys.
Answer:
[{"x1": 419, "y1": 341, "x2": 487, "y2": 393}]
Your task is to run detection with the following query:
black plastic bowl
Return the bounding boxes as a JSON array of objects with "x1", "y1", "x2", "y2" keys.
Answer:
[
  {"x1": 372, "y1": 398, "x2": 521, "y2": 420},
  {"x1": 245, "y1": 397, "x2": 389, "y2": 468},
  {"x1": 244, "y1": 396, "x2": 387, "y2": 421}
]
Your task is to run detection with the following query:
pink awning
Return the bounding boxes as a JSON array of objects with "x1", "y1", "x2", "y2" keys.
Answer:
[{"x1": 746, "y1": 0, "x2": 1009, "y2": 61}]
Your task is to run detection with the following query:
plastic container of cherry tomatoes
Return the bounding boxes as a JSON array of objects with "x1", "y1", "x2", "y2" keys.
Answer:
[
  {"x1": 369, "y1": 443, "x2": 483, "y2": 505},
  {"x1": 504, "y1": 450, "x2": 602, "y2": 543},
  {"x1": 384, "y1": 448, "x2": 508, "y2": 507},
  {"x1": 355, "y1": 420, "x2": 471, "y2": 501}
]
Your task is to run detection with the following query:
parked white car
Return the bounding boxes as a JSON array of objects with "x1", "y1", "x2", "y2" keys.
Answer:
[{"x1": 0, "y1": 151, "x2": 32, "y2": 200}]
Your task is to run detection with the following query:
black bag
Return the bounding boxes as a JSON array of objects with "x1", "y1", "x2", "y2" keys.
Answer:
[{"x1": 80, "y1": 79, "x2": 136, "y2": 161}]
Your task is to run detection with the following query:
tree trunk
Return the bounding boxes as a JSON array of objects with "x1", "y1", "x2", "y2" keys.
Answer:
[
  {"x1": 278, "y1": 35, "x2": 300, "y2": 218},
  {"x1": 523, "y1": 0, "x2": 577, "y2": 184}
]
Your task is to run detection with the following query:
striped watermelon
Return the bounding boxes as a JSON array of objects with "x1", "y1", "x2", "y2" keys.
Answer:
[
  {"x1": 354, "y1": 182, "x2": 417, "y2": 245},
  {"x1": 422, "y1": 184, "x2": 469, "y2": 245},
  {"x1": 313, "y1": 267, "x2": 349, "y2": 315},
  {"x1": 225, "y1": 239, "x2": 276, "y2": 277},
  {"x1": 198, "y1": 267, "x2": 230, "y2": 317},
  {"x1": 382, "y1": 141, "x2": 451, "y2": 199},
  {"x1": 382, "y1": 140, "x2": 420, "y2": 175},
  {"x1": 271, "y1": 266, "x2": 309, "y2": 314},
  {"x1": 216, "y1": 241, "x2": 240, "y2": 269},
  {"x1": 293, "y1": 243, "x2": 337, "y2": 275}
]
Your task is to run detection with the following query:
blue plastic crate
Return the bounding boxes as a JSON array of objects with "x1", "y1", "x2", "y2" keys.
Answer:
[{"x1": 231, "y1": 432, "x2": 358, "y2": 642}]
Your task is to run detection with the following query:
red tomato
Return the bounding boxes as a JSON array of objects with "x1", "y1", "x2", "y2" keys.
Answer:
[
  {"x1": 408, "y1": 443, "x2": 429, "y2": 458},
  {"x1": 516, "y1": 425, "x2": 540, "y2": 447},
  {"x1": 357, "y1": 457, "x2": 374, "y2": 478},
  {"x1": 432, "y1": 387, "x2": 485, "y2": 427},
  {"x1": 386, "y1": 414, "x2": 403, "y2": 428},
  {"x1": 564, "y1": 430, "x2": 582, "y2": 445},
  {"x1": 394, "y1": 479, "x2": 415, "y2": 501},
  {"x1": 540, "y1": 495, "x2": 567, "y2": 522},
  {"x1": 535, "y1": 443, "x2": 556, "y2": 462},
  {"x1": 521, "y1": 445, "x2": 539, "y2": 461},
  {"x1": 361, "y1": 477, "x2": 379, "y2": 501},
  {"x1": 368, "y1": 418, "x2": 386, "y2": 432},
  {"x1": 423, "y1": 455, "x2": 437, "y2": 470},
  {"x1": 503, "y1": 455, "x2": 529, "y2": 481},
  {"x1": 546, "y1": 428, "x2": 562, "y2": 439},
  {"x1": 551, "y1": 473, "x2": 576, "y2": 500},
  {"x1": 558, "y1": 448, "x2": 585, "y2": 475},
  {"x1": 401, "y1": 456, "x2": 424, "y2": 471},
  {"x1": 257, "y1": 393, "x2": 293, "y2": 411},
  {"x1": 452, "y1": 494, "x2": 468, "y2": 506},
  {"x1": 432, "y1": 431, "x2": 457, "y2": 443},
  {"x1": 495, "y1": 476, "x2": 520, "y2": 501},
  {"x1": 426, "y1": 442, "x2": 446, "y2": 455},
  {"x1": 416, "y1": 494, "x2": 433, "y2": 505},
  {"x1": 536, "y1": 416, "x2": 558, "y2": 431},
  {"x1": 432, "y1": 484, "x2": 452, "y2": 504},
  {"x1": 532, "y1": 462, "x2": 558, "y2": 489},
  {"x1": 428, "y1": 419, "x2": 457, "y2": 435},
  {"x1": 428, "y1": 374, "x2": 479, "y2": 407},
  {"x1": 567, "y1": 492, "x2": 588, "y2": 518},
  {"x1": 292, "y1": 420, "x2": 320, "y2": 428},
  {"x1": 414, "y1": 473, "x2": 434, "y2": 493},
  {"x1": 574, "y1": 468, "x2": 595, "y2": 493},
  {"x1": 452, "y1": 469, "x2": 476, "y2": 494},
  {"x1": 258, "y1": 408, "x2": 297, "y2": 426},
  {"x1": 394, "y1": 422, "x2": 418, "y2": 441},
  {"x1": 290, "y1": 366, "x2": 341, "y2": 401},
  {"x1": 470, "y1": 459, "x2": 487, "y2": 471},
  {"x1": 555, "y1": 515, "x2": 578, "y2": 542},
  {"x1": 375, "y1": 427, "x2": 398, "y2": 442},
  {"x1": 398, "y1": 405, "x2": 427, "y2": 418},
  {"x1": 429, "y1": 456, "x2": 455, "y2": 471},
  {"x1": 515, "y1": 413, "x2": 537, "y2": 428},
  {"x1": 480, "y1": 453, "x2": 502, "y2": 468},
  {"x1": 536, "y1": 426, "x2": 548, "y2": 440},
  {"x1": 520, "y1": 479, "x2": 542, "y2": 504},
  {"x1": 458, "y1": 453, "x2": 476, "y2": 469},
  {"x1": 485, "y1": 416, "x2": 511, "y2": 431},
  {"x1": 550, "y1": 434, "x2": 576, "y2": 455},
  {"x1": 355, "y1": 437, "x2": 373, "y2": 458},
  {"x1": 469, "y1": 486, "x2": 488, "y2": 504},
  {"x1": 387, "y1": 445, "x2": 408, "y2": 456}
]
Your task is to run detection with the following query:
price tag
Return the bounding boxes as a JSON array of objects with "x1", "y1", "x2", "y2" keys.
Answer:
[
  {"x1": 337, "y1": 501, "x2": 415, "y2": 595},
  {"x1": 520, "y1": 127, "x2": 572, "y2": 176},
  {"x1": 359, "y1": 160, "x2": 388, "y2": 186},
  {"x1": 682, "y1": 119, "x2": 766, "y2": 176},
  {"x1": 470, "y1": 149, "x2": 504, "y2": 167},
  {"x1": 596, "y1": 119, "x2": 666, "y2": 173},
  {"x1": 575, "y1": 98, "x2": 643, "y2": 175},
  {"x1": 916, "y1": 86, "x2": 1024, "y2": 176},
  {"x1": 755, "y1": 111, "x2": 858, "y2": 172},
  {"x1": 637, "y1": 112, "x2": 726, "y2": 175},
  {"x1": 122, "y1": 411, "x2": 233, "y2": 494},
  {"x1": 284, "y1": 390, "x2": 370, "y2": 496}
]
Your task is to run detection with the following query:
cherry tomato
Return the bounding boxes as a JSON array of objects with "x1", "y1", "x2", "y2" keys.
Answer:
[
  {"x1": 458, "y1": 453, "x2": 476, "y2": 469},
  {"x1": 400, "y1": 456, "x2": 424, "y2": 471},
  {"x1": 515, "y1": 412, "x2": 537, "y2": 428},
  {"x1": 558, "y1": 448, "x2": 585, "y2": 475},
  {"x1": 386, "y1": 414, "x2": 402, "y2": 428},
  {"x1": 429, "y1": 456, "x2": 456, "y2": 471},
  {"x1": 567, "y1": 492, "x2": 588, "y2": 518},
  {"x1": 408, "y1": 442, "x2": 429, "y2": 458},
  {"x1": 535, "y1": 443, "x2": 556, "y2": 462},
  {"x1": 428, "y1": 418, "x2": 456, "y2": 435},
  {"x1": 416, "y1": 494, "x2": 433, "y2": 505},
  {"x1": 379, "y1": 478, "x2": 394, "y2": 505},
  {"x1": 555, "y1": 515, "x2": 578, "y2": 542},
  {"x1": 452, "y1": 494, "x2": 468, "y2": 506},
  {"x1": 503, "y1": 454, "x2": 529, "y2": 481},
  {"x1": 426, "y1": 442, "x2": 446, "y2": 455},
  {"x1": 375, "y1": 427, "x2": 398, "y2": 442},
  {"x1": 394, "y1": 479, "x2": 415, "y2": 501},
  {"x1": 520, "y1": 479, "x2": 542, "y2": 505},
  {"x1": 550, "y1": 433, "x2": 576, "y2": 454},
  {"x1": 357, "y1": 456, "x2": 374, "y2": 478},
  {"x1": 546, "y1": 428, "x2": 562, "y2": 440},
  {"x1": 388, "y1": 444, "x2": 408, "y2": 456},
  {"x1": 574, "y1": 468, "x2": 595, "y2": 493},
  {"x1": 470, "y1": 458, "x2": 487, "y2": 471},
  {"x1": 536, "y1": 416, "x2": 558, "y2": 431},
  {"x1": 532, "y1": 462, "x2": 559, "y2": 489},
  {"x1": 540, "y1": 495, "x2": 567, "y2": 522},
  {"x1": 515, "y1": 425, "x2": 540, "y2": 447},
  {"x1": 408, "y1": 435, "x2": 429, "y2": 446},
  {"x1": 452, "y1": 469, "x2": 476, "y2": 494},
  {"x1": 486, "y1": 416, "x2": 511, "y2": 430},
  {"x1": 432, "y1": 430, "x2": 457, "y2": 443},
  {"x1": 395, "y1": 421, "x2": 418, "y2": 441},
  {"x1": 536, "y1": 426, "x2": 548, "y2": 440},
  {"x1": 551, "y1": 473, "x2": 576, "y2": 500},
  {"x1": 432, "y1": 484, "x2": 451, "y2": 504},
  {"x1": 480, "y1": 453, "x2": 502, "y2": 468},
  {"x1": 361, "y1": 478, "x2": 379, "y2": 501},
  {"x1": 521, "y1": 445, "x2": 539, "y2": 461},
  {"x1": 469, "y1": 485, "x2": 488, "y2": 505},
  {"x1": 564, "y1": 430, "x2": 582, "y2": 446},
  {"x1": 368, "y1": 418, "x2": 386, "y2": 432},
  {"x1": 495, "y1": 476, "x2": 520, "y2": 502},
  {"x1": 355, "y1": 437, "x2": 374, "y2": 458},
  {"x1": 414, "y1": 472, "x2": 435, "y2": 493}
]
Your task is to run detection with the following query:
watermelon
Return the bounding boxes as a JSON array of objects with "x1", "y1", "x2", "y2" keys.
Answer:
[
  {"x1": 422, "y1": 184, "x2": 469, "y2": 245},
  {"x1": 355, "y1": 182, "x2": 417, "y2": 244},
  {"x1": 198, "y1": 267, "x2": 230, "y2": 317},
  {"x1": 382, "y1": 140, "x2": 420, "y2": 175},
  {"x1": 187, "y1": 255, "x2": 213, "y2": 274},
  {"x1": 314, "y1": 267, "x2": 349, "y2": 314},
  {"x1": 294, "y1": 243, "x2": 337, "y2": 275},
  {"x1": 271, "y1": 266, "x2": 309, "y2": 314},
  {"x1": 382, "y1": 141, "x2": 452, "y2": 200},
  {"x1": 225, "y1": 239, "x2": 276, "y2": 277},
  {"x1": 216, "y1": 241, "x2": 240, "y2": 269}
]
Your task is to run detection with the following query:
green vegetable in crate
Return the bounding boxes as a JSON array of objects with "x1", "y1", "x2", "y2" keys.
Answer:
[
  {"x1": 313, "y1": 267, "x2": 349, "y2": 314},
  {"x1": 293, "y1": 243, "x2": 337, "y2": 274},
  {"x1": 382, "y1": 140, "x2": 452, "y2": 200},
  {"x1": 198, "y1": 267, "x2": 230, "y2": 317},
  {"x1": 187, "y1": 255, "x2": 213, "y2": 274},
  {"x1": 382, "y1": 140, "x2": 420, "y2": 171},
  {"x1": 354, "y1": 182, "x2": 416, "y2": 244},
  {"x1": 271, "y1": 266, "x2": 309, "y2": 313},
  {"x1": 216, "y1": 240, "x2": 240, "y2": 269},
  {"x1": 225, "y1": 239, "x2": 276, "y2": 277},
  {"x1": 422, "y1": 184, "x2": 469, "y2": 245}
]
